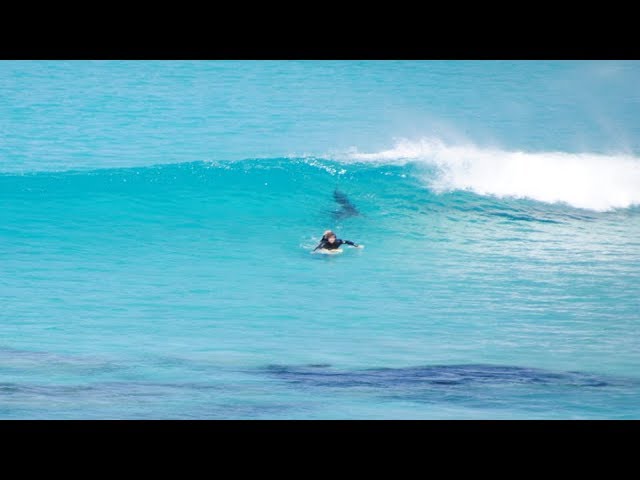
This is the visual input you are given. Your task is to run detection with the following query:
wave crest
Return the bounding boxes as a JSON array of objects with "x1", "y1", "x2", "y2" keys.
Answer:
[{"x1": 347, "y1": 138, "x2": 640, "y2": 211}]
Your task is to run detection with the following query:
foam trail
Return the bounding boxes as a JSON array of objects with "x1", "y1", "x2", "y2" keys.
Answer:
[{"x1": 348, "y1": 138, "x2": 640, "y2": 211}]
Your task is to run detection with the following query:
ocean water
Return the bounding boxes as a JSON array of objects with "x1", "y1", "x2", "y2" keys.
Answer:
[{"x1": 1, "y1": 60, "x2": 639, "y2": 419}]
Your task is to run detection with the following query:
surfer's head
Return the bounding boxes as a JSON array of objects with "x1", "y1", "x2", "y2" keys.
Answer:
[{"x1": 323, "y1": 230, "x2": 336, "y2": 243}]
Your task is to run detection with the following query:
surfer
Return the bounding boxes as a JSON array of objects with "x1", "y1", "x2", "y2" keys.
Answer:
[{"x1": 313, "y1": 230, "x2": 361, "y2": 251}]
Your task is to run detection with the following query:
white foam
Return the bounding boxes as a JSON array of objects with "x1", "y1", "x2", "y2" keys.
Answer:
[{"x1": 347, "y1": 138, "x2": 640, "y2": 211}]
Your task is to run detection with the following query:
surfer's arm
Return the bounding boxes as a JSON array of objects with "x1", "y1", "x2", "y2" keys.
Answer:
[
  {"x1": 313, "y1": 241, "x2": 327, "y2": 251},
  {"x1": 342, "y1": 240, "x2": 358, "y2": 247}
]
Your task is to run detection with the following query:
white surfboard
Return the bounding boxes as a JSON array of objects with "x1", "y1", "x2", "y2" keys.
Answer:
[{"x1": 315, "y1": 248, "x2": 343, "y2": 255}]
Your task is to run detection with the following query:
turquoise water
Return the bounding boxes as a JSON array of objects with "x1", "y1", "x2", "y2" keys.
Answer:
[{"x1": 1, "y1": 60, "x2": 639, "y2": 419}]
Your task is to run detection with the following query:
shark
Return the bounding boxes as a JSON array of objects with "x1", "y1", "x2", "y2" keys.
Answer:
[{"x1": 332, "y1": 189, "x2": 360, "y2": 219}]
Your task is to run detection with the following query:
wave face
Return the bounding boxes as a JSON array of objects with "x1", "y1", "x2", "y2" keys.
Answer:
[{"x1": 347, "y1": 139, "x2": 640, "y2": 211}]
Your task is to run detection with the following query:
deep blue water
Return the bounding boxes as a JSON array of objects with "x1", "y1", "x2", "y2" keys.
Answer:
[{"x1": 1, "y1": 61, "x2": 639, "y2": 418}]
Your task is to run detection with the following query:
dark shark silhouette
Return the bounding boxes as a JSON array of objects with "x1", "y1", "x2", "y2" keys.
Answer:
[{"x1": 332, "y1": 189, "x2": 360, "y2": 219}]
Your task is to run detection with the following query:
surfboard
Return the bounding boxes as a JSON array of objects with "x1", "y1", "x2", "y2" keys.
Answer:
[{"x1": 315, "y1": 248, "x2": 343, "y2": 255}]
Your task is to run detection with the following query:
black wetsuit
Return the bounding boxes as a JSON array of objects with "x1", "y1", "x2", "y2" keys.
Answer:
[{"x1": 313, "y1": 238, "x2": 358, "y2": 251}]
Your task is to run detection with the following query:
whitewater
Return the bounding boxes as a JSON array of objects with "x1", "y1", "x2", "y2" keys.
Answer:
[{"x1": 347, "y1": 138, "x2": 640, "y2": 211}]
